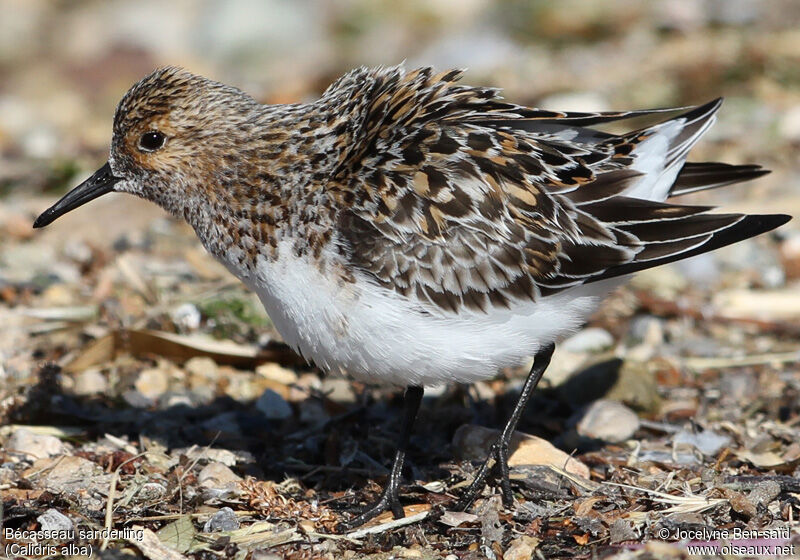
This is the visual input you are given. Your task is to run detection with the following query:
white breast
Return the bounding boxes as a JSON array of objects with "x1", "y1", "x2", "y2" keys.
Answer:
[{"x1": 250, "y1": 240, "x2": 619, "y2": 387}]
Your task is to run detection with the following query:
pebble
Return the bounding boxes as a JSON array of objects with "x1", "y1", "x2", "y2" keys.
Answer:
[
  {"x1": 25, "y1": 456, "x2": 110, "y2": 500},
  {"x1": 198, "y1": 462, "x2": 242, "y2": 489},
  {"x1": 223, "y1": 371, "x2": 260, "y2": 401},
  {"x1": 136, "y1": 482, "x2": 168, "y2": 502},
  {"x1": 780, "y1": 231, "x2": 800, "y2": 281},
  {"x1": 321, "y1": 378, "x2": 356, "y2": 404},
  {"x1": 203, "y1": 507, "x2": 240, "y2": 532},
  {"x1": 628, "y1": 315, "x2": 665, "y2": 345},
  {"x1": 673, "y1": 428, "x2": 731, "y2": 457},
  {"x1": 171, "y1": 302, "x2": 201, "y2": 330},
  {"x1": 504, "y1": 536, "x2": 540, "y2": 560},
  {"x1": 6, "y1": 428, "x2": 66, "y2": 459},
  {"x1": 539, "y1": 91, "x2": 609, "y2": 113},
  {"x1": 609, "y1": 519, "x2": 638, "y2": 544},
  {"x1": 37, "y1": 509, "x2": 74, "y2": 533},
  {"x1": 177, "y1": 446, "x2": 253, "y2": 467},
  {"x1": 749, "y1": 480, "x2": 781, "y2": 507},
  {"x1": 186, "y1": 357, "x2": 219, "y2": 385},
  {"x1": 134, "y1": 366, "x2": 169, "y2": 400},
  {"x1": 577, "y1": 400, "x2": 640, "y2": 443},
  {"x1": 255, "y1": 362, "x2": 298, "y2": 385},
  {"x1": 298, "y1": 399, "x2": 330, "y2": 424},
  {"x1": 72, "y1": 368, "x2": 108, "y2": 396},
  {"x1": 558, "y1": 358, "x2": 661, "y2": 412},
  {"x1": 255, "y1": 388, "x2": 293, "y2": 420},
  {"x1": 561, "y1": 328, "x2": 614, "y2": 353},
  {"x1": 779, "y1": 104, "x2": 800, "y2": 143}
]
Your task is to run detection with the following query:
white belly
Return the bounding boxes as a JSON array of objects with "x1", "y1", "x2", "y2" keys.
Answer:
[{"x1": 250, "y1": 241, "x2": 619, "y2": 387}]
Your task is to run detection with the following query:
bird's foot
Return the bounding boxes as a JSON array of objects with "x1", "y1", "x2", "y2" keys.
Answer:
[
  {"x1": 337, "y1": 485, "x2": 405, "y2": 532},
  {"x1": 454, "y1": 438, "x2": 514, "y2": 512}
]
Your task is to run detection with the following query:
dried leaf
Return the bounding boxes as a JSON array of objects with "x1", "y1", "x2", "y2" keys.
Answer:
[
  {"x1": 128, "y1": 526, "x2": 188, "y2": 560},
  {"x1": 156, "y1": 515, "x2": 198, "y2": 554},
  {"x1": 439, "y1": 511, "x2": 479, "y2": 527}
]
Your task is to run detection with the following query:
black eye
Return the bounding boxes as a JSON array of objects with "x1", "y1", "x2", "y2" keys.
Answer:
[{"x1": 139, "y1": 131, "x2": 166, "y2": 152}]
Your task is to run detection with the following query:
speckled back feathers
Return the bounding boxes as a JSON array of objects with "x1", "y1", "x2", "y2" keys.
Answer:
[{"x1": 107, "y1": 65, "x2": 785, "y2": 317}]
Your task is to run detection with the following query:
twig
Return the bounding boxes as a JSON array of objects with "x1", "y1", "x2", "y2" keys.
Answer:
[
  {"x1": 635, "y1": 290, "x2": 800, "y2": 337},
  {"x1": 345, "y1": 511, "x2": 430, "y2": 539},
  {"x1": 682, "y1": 351, "x2": 800, "y2": 371},
  {"x1": 102, "y1": 452, "x2": 149, "y2": 551},
  {"x1": 129, "y1": 511, "x2": 259, "y2": 523}
]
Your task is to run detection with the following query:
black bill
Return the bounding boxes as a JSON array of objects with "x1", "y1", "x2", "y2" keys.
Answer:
[{"x1": 33, "y1": 162, "x2": 121, "y2": 228}]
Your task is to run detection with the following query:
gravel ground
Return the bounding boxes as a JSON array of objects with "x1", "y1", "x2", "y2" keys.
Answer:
[{"x1": 1, "y1": 2, "x2": 800, "y2": 559}]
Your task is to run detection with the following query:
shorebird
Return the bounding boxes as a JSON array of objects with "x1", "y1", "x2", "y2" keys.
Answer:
[{"x1": 34, "y1": 65, "x2": 790, "y2": 529}]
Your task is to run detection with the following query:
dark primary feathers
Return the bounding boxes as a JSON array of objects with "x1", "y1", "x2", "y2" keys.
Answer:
[{"x1": 326, "y1": 67, "x2": 788, "y2": 314}]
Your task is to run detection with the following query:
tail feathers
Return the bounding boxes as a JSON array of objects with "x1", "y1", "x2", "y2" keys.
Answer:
[
  {"x1": 619, "y1": 99, "x2": 722, "y2": 201},
  {"x1": 670, "y1": 161, "x2": 771, "y2": 197},
  {"x1": 660, "y1": 98, "x2": 723, "y2": 171},
  {"x1": 590, "y1": 213, "x2": 791, "y2": 282}
]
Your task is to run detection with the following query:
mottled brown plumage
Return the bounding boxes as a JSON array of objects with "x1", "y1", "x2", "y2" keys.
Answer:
[
  {"x1": 34, "y1": 65, "x2": 789, "y2": 528},
  {"x1": 52, "y1": 66, "x2": 779, "y2": 319}
]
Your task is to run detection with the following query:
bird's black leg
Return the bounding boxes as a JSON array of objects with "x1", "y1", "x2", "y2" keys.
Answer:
[
  {"x1": 339, "y1": 385, "x2": 424, "y2": 530},
  {"x1": 455, "y1": 343, "x2": 555, "y2": 511}
]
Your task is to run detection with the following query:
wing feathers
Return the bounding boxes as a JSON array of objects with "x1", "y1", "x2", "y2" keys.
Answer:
[
  {"x1": 592, "y1": 214, "x2": 791, "y2": 282},
  {"x1": 670, "y1": 162, "x2": 771, "y2": 197},
  {"x1": 328, "y1": 66, "x2": 788, "y2": 315}
]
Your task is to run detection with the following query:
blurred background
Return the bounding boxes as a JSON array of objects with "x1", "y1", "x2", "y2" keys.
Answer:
[
  {"x1": 1, "y1": 0, "x2": 799, "y2": 380},
  {"x1": 1, "y1": 3, "x2": 800, "y2": 553},
  {"x1": 1, "y1": 0, "x2": 799, "y2": 201}
]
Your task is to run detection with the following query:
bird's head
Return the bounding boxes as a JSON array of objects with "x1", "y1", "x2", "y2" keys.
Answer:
[{"x1": 34, "y1": 67, "x2": 261, "y2": 229}]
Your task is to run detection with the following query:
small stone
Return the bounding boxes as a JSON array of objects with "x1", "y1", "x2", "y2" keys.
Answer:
[
  {"x1": 504, "y1": 536, "x2": 540, "y2": 560},
  {"x1": 37, "y1": 509, "x2": 74, "y2": 533},
  {"x1": 252, "y1": 552, "x2": 283, "y2": 560},
  {"x1": 539, "y1": 92, "x2": 609, "y2": 113},
  {"x1": 25, "y1": 456, "x2": 110, "y2": 499},
  {"x1": 72, "y1": 368, "x2": 107, "y2": 396},
  {"x1": 177, "y1": 446, "x2": 253, "y2": 467},
  {"x1": 171, "y1": 303, "x2": 201, "y2": 330},
  {"x1": 289, "y1": 372, "x2": 322, "y2": 401},
  {"x1": 122, "y1": 389, "x2": 153, "y2": 408},
  {"x1": 561, "y1": 328, "x2": 613, "y2": 353},
  {"x1": 748, "y1": 480, "x2": 781, "y2": 507},
  {"x1": 779, "y1": 105, "x2": 800, "y2": 143},
  {"x1": 223, "y1": 371, "x2": 259, "y2": 401},
  {"x1": 673, "y1": 428, "x2": 730, "y2": 456},
  {"x1": 255, "y1": 388, "x2": 293, "y2": 420},
  {"x1": 203, "y1": 507, "x2": 240, "y2": 532},
  {"x1": 726, "y1": 489, "x2": 757, "y2": 518},
  {"x1": 628, "y1": 316, "x2": 664, "y2": 345},
  {"x1": 577, "y1": 400, "x2": 640, "y2": 443},
  {"x1": 134, "y1": 367, "x2": 169, "y2": 400},
  {"x1": 609, "y1": 519, "x2": 638, "y2": 544},
  {"x1": 185, "y1": 357, "x2": 219, "y2": 385},
  {"x1": 298, "y1": 399, "x2": 330, "y2": 424},
  {"x1": 136, "y1": 482, "x2": 168, "y2": 502},
  {"x1": 560, "y1": 357, "x2": 661, "y2": 412},
  {"x1": 630, "y1": 265, "x2": 687, "y2": 299},
  {"x1": 198, "y1": 462, "x2": 242, "y2": 489},
  {"x1": 162, "y1": 392, "x2": 193, "y2": 408},
  {"x1": 321, "y1": 378, "x2": 356, "y2": 404},
  {"x1": 6, "y1": 428, "x2": 65, "y2": 459},
  {"x1": 779, "y1": 231, "x2": 800, "y2": 281},
  {"x1": 255, "y1": 362, "x2": 298, "y2": 385}
]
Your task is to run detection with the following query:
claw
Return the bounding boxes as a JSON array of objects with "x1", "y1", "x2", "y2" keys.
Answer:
[{"x1": 454, "y1": 344, "x2": 555, "y2": 512}]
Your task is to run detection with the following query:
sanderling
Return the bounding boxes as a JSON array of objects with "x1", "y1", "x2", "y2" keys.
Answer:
[{"x1": 34, "y1": 65, "x2": 790, "y2": 528}]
